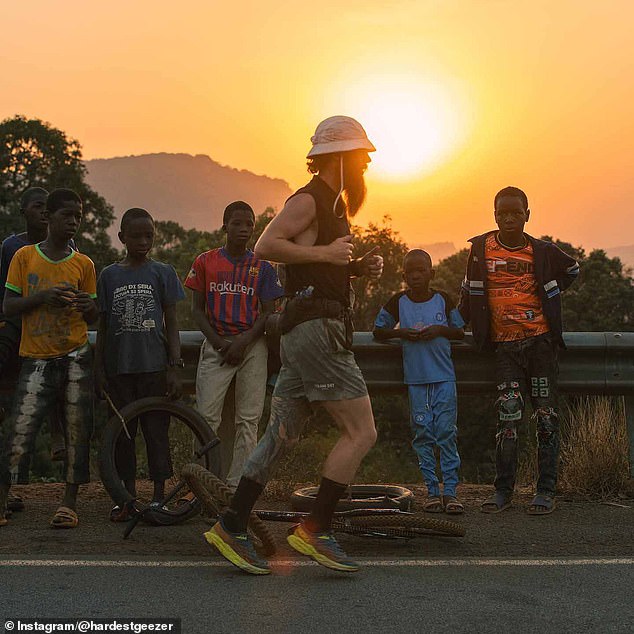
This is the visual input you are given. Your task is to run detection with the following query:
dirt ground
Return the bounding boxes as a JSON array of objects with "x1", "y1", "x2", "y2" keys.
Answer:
[{"x1": 1, "y1": 481, "x2": 633, "y2": 560}]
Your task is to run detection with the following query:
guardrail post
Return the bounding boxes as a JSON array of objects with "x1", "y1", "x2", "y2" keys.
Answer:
[{"x1": 626, "y1": 395, "x2": 634, "y2": 479}]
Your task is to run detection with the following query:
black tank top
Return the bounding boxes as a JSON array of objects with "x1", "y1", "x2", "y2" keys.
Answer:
[{"x1": 284, "y1": 176, "x2": 351, "y2": 307}]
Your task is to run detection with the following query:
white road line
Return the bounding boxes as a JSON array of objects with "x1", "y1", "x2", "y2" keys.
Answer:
[{"x1": 0, "y1": 557, "x2": 632, "y2": 568}]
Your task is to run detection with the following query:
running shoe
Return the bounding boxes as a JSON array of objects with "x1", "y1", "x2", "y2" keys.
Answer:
[
  {"x1": 287, "y1": 523, "x2": 359, "y2": 572},
  {"x1": 204, "y1": 518, "x2": 271, "y2": 575}
]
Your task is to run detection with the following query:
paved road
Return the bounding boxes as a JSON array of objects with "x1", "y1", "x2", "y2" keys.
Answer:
[{"x1": 2, "y1": 557, "x2": 633, "y2": 633}]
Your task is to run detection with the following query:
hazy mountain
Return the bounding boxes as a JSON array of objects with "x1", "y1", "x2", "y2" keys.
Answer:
[
  {"x1": 84, "y1": 153, "x2": 292, "y2": 236},
  {"x1": 606, "y1": 245, "x2": 634, "y2": 272}
]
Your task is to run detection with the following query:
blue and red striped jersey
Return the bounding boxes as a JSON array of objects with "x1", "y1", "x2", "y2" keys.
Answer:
[{"x1": 185, "y1": 247, "x2": 284, "y2": 336}]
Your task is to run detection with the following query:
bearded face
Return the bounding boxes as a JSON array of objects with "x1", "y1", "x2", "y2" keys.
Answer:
[{"x1": 342, "y1": 150, "x2": 370, "y2": 217}]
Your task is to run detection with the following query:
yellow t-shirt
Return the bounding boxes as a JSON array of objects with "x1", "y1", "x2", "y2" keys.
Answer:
[{"x1": 5, "y1": 244, "x2": 97, "y2": 358}]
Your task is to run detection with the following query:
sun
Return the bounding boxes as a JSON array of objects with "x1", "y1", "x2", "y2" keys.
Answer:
[{"x1": 335, "y1": 77, "x2": 467, "y2": 181}]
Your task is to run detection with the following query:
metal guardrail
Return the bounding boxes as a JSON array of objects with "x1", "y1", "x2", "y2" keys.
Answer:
[
  {"x1": 2, "y1": 331, "x2": 633, "y2": 477},
  {"x1": 173, "y1": 331, "x2": 634, "y2": 396},
  {"x1": 175, "y1": 330, "x2": 634, "y2": 478}
]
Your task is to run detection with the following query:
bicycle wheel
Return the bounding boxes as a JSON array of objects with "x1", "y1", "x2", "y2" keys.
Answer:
[
  {"x1": 290, "y1": 484, "x2": 414, "y2": 512},
  {"x1": 99, "y1": 397, "x2": 221, "y2": 525},
  {"x1": 342, "y1": 512, "x2": 465, "y2": 538},
  {"x1": 181, "y1": 463, "x2": 277, "y2": 556}
]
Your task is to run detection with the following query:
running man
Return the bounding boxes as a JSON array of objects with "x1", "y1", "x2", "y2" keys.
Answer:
[{"x1": 205, "y1": 116, "x2": 383, "y2": 574}]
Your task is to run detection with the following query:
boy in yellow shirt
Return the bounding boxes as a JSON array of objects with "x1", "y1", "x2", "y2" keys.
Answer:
[{"x1": 0, "y1": 189, "x2": 98, "y2": 527}]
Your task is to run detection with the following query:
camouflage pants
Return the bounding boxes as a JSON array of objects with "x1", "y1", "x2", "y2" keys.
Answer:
[{"x1": 0, "y1": 343, "x2": 93, "y2": 485}]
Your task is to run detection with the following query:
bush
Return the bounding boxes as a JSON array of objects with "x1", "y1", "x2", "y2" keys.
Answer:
[{"x1": 560, "y1": 396, "x2": 629, "y2": 498}]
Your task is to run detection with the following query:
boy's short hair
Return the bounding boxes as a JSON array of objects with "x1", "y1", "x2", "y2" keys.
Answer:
[
  {"x1": 47, "y1": 189, "x2": 82, "y2": 213},
  {"x1": 494, "y1": 186, "x2": 529, "y2": 211},
  {"x1": 223, "y1": 201, "x2": 255, "y2": 225},
  {"x1": 403, "y1": 249, "x2": 432, "y2": 268},
  {"x1": 120, "y1": 207, "x2": 154, "y2": 233},
  {"x1": 20, "y1": 187, "x2": 48, "y2": 209}
]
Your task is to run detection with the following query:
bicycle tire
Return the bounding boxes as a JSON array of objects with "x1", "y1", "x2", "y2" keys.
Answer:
[
  {"x1": 99, "y1": 397, "x2": 221, "y2": 515},
  {"x1": 344, "y1": 512, "x2": 465, "y2": 537},
  {"x1": 290, "y1": 484, "x2": 414, "y2": 512},
  {"x1": 140, "y1": 499, "x2": 202, "y2": 526},
  {"x1": 181, "y1": 463, "x2": 277, "y2": 557}
]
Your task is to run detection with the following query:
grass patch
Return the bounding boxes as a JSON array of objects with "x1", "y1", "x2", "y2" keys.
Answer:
[{"x1": 560, "y1": 396, "x2": 629, "y2": 498}]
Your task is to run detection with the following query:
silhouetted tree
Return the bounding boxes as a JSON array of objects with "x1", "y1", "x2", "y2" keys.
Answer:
[
  {"x1": 0, "y1": 115, "x2": 117, "y2": 272},
  {"x1": 350, "y1": 216, "x2": 409, "y2": 330}
]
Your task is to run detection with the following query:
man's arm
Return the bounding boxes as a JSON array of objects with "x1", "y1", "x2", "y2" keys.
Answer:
[
  {"x1": 163, "y1": 303, "x2": 182, "y2": 399},
  {"x1": 190, "y1": 289, "x2": 229, "y2": 352},
  {"x1": 72, "y1": 292, "x2": 99, "y2": 324},
  {"x1": 457, "y1": 246, "x2": 475, "y2": 326},
  {"x1": 94, "y1": 313, "x2": 108, "y2": 398},
  {"x1": 418, "y1": 324, "x2": 465, "y2": 342},
  {"x1": 254, "y1": 194, "x2": 353, "y2": 266},
  {"x1": 3, "y1": 287, "x2": 74, "y2": 317},
  {"x1": 220, "y1": 298, "x2": 278, "y2": 367},
  {"x1": 373, "y1": 325, "x2": 423, "y2": 342},
  {"x1": 552, "y1": 245, "x2": 580, "y2": 292}
]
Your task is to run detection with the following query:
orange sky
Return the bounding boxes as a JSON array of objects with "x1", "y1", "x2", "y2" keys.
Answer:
[{"x1": 1, "y1": 1, "x2": 633, "y2": 251}]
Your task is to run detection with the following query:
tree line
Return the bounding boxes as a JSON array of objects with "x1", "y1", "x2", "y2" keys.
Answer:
[{"x1": 2, "y1": 114, "x2": 633, "y2": 333}]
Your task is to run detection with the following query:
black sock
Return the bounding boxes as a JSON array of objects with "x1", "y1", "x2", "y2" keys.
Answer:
[
  {"x1": 305, "y1": 477, "x2": 347, "y2": 533},
  {"x1": 222, "y1": 477, "x2": 264, "y2": 533}
]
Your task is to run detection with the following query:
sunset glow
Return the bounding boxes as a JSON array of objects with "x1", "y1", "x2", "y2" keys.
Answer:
[
  {"x1": 352, "y1": 80, "x2": 468, "y2": 180},
  {"x1": 0, "y1": 2, "x2": 633, "y2": 251}
]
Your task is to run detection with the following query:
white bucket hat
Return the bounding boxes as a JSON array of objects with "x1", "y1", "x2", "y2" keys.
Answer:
[{"x1": 306, "y1": 115, "x2": 376, "y2": 158}]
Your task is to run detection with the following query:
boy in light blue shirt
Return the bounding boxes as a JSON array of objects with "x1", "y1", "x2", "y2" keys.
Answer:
[{"x1": 374, "y1": 249, "x2": 465, "y2": 514}]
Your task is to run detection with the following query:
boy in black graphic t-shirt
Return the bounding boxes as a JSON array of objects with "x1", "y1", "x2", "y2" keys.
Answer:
[{"x1": 95, "y1": 208, "x2": 185, "y2": 519}]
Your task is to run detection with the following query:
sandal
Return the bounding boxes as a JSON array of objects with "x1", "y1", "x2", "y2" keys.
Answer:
[
  {"x1": 480, "y1": 491, "x2": 512, "y2": 514},
  {"x1": 443, "y1": 495, "x2": 464, "y2": 515},
  {"x1": 50, "y1": 506, "x2": 78, "y2": 529},
  {"x1": 177, "y1": 492, "x2": 195, "y2": 505},
  {"x1": 527, "y1": 494, "x2": 556, "y2": 516},
  {"x1": 423, "y1": 495, "x2": 444, "y2": 513},
  {"x1": 109, "y1": 502, "x2": 138, "y2": 522}
]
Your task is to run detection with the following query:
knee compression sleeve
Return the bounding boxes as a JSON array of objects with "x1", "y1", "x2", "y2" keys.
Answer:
[{"x1": 242, "y1": 396, "x2": 312, "y2": 485}]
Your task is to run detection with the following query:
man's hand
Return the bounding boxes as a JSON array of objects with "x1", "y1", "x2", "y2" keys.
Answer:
[
  {"x1": 220, "y1": 337, "x2": 248, "y2": 366},
  {"x1": 38, "y1": 286, "x2": 75, "y2": 308},
  {"x1": 399, "y1": 328, "x2": 423, "y2": 342},
  {"x1": 355, "y1": 246, "x2": 383, "y2": 280},
  {"x1": 94, "y1": 367, "x2": 108, "y2": 400},
  {"x1": 166, "y1": 367, "x2": 182, "y2": 399},
  {"x1": 418, "y1": 325, "x2": 444, "y2": 341},
  {"x1": 324, "y1": 235, "x2": 354, "y2": 266},
  {"x1": 72, "y1": 291, "x2": 96, "y2": 315}
]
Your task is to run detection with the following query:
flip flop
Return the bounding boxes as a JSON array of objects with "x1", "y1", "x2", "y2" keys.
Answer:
[
  {"x1": 527, "y1": 494, "x2": 556, "y2": 516},
  {"x1": 480, "y1": 492, "x2": 512, "y2": 514},
  {"x1": 50, "y1": 506, "x2": 78, "y2": 529},
  {"x1": 443, "y1": 495, "x2": 465, "y2": 515},
  {"x1": 177, "y1": 491, "x2": 195, "y2": 505},
  {"x1": 423, "y1": 495, "x2": 444, "y2": 513},
  {"x1": 110, "y1": 503, "x2": 138, "y2": 522}
]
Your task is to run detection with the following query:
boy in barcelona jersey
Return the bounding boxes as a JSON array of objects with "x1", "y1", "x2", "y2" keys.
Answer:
[{"x1": 185, "y1": 201, "x2": 283, "y2": 490}]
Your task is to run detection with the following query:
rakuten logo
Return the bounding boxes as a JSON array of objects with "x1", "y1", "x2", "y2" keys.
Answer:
[{"x1": 209, "y1": 281, "x2": 254, "y2": 296}]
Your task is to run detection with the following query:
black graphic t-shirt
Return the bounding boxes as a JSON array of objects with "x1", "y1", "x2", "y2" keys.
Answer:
[{"x1": 97, "y1": 260, "x2": 185, "y2": 376}]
